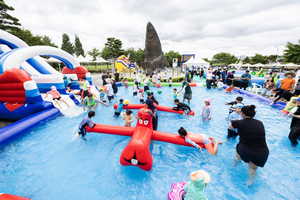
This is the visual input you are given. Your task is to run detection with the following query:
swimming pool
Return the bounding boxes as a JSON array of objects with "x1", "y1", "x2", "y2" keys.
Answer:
[{"x1": 0, "y1": 86, "x2": 299, "y2": 199}]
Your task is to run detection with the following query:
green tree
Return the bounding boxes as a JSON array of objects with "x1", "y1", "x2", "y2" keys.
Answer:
[
  {"x1": 212, "y1": 52, "x2": 237, "y2": 65},
  {"x1": 283, "y1": 40, "x2": 300, "y2": 64},
  {"x1": 203, "y1": 58, "x2": 214, "y2": 65},
  {"x1": 61, "y1": 33, "x2": 74, "y2": 55},
  {"x1": 135, "y1": 48, "x2": 145, "y2": 66},
  {"x1": 41, "y1": 35, "x2": 58, "y2": 47},
  {"x1": 163, "y1": 50, "x2": 181, "y2": 66},
  {"x1": 9, "y1": 28, "x2": 43, "y2": 46},
  {"x1": 104, "y1": 37, "x2": 124, "y2": 59},
  {"x1": 268, "y1": 54, "x2": 277, "y2": 63},
  {"x1": 0, "y1": 0, "x2": 21, "y2": 31},
  {"x1": 74, "y1": 34, "x2": 85, "y2": 57},
  {"x1": 251, "y1": 53, "x2": 268, "y2": 64},
  {"x1": 101, "y1": 46, "x2": 110, "y2": 60},
  {"x1": 87, "y1": 48, "x2": 101, "y2": 61},
  {"x1": 243, "y1": 56, "x2": 251, "y2": 64}
]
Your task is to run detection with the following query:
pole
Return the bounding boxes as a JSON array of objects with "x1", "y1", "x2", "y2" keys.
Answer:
[{"x1": 275, "y1": 46, "x2": 279, "y2": 68}]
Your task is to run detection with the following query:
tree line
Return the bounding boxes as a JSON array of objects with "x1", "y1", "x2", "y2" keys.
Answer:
[{"x1": 0, "y1": 0, "x2": 299, "y2": 67}]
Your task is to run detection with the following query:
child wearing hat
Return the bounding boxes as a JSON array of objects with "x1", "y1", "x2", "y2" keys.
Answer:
[
  {"x1": 227, "y1": 103, "x2": 243, "y2": 138},
  {"x1": 139, "y1": 88, "x2": 144, "y2": 103},
  {"x1": 46, "y1": 86, "x2": 70, "y2": 109},
  {"x1": 200, "y1": 98, "x2": 212, "y2": 121},
  {"x1": 184, "y1": 170, "x2": 210, "y2": 200}
]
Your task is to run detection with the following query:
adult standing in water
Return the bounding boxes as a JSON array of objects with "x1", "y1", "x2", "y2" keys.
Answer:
[
  {"x1": 229, "y1": 105, "x2": 269, "y2": 183},
  {"x1": 240, "y1": 70, "x2": 251, "y2": 90},
  {"x1": 178, "y1": 78, "x2": 192, "y2": 103}
]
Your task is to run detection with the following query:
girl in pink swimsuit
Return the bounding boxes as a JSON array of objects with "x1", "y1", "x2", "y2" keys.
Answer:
[
  {"x1": 200, "y1": 98, "x2": 212, "y2": 121},
  {"x1": 46, "y1": 86, "x2": 70, "y2": 109},
  {"x1": 178, "y1": 127, "x2": 222, "y2": 156}
]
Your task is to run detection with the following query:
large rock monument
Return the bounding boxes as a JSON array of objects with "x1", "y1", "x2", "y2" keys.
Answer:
[{"x1": 141, "y1": 22, "x2": 169, "y2": 73}]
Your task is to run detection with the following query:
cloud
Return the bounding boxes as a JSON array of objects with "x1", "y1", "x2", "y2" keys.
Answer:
[{"x1": 6, "y1": 0, "x2": 300, "y2": 59}]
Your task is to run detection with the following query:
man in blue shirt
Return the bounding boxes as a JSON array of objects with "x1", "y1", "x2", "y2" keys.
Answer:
[{"x1": 240, "y1": 70, "x2": 251, "y2": 90}]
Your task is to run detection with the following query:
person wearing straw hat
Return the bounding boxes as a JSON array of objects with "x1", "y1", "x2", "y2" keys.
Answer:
[
  {"x1": 183, "y1": 170, "x2": 210, "y2": 200},
  {"x1": 279, "y1": 72, "x2": 296, "y2": 92}
]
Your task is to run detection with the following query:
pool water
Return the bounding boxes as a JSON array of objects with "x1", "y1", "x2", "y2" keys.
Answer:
[{"x1": 0, "y1": 86, "x2": 299, "y2": 200}]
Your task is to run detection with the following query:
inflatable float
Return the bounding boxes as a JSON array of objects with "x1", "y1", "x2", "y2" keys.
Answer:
[
  {"x1": 167, "y1": 181, "x2": 187, "y2": 200},
  {"x1": 0, "y1": 193, "x2": 30, "y2": 200},
  {"x1": 86, "y1": 108, "x2": 212, "y2": 171},
  {"x1": 113, "y1": 103, "x2": 195, "y2": 116}
]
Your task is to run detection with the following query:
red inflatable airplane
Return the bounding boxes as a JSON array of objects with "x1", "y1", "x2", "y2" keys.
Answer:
[{"x1": 86, "y1": 108, "x2": 212, "y2": 171}]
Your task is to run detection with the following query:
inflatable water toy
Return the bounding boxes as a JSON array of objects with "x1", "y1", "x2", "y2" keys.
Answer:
[
  {"x1": 157, "y1": 90, "x2": 162, "y2": 94},
  {"x1": 156, "y1": 83, "x2": 162, "y2": 87},
  {"x1": 113, "y1": 103, "x2": 195, "y2": 116},
  {"x1": 86, "y1": 108, "x2": 212, "y2": 171},
  {"x1": 0, "y1": 193, "x2": 30, "y2": 200},
  {"x1": 167, "y1": 181, "x2": 187, "y2": 200}
]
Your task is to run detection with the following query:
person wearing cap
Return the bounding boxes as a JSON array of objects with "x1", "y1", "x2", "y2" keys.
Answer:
[
  {"x1": 271, "y1": 71, "x2": 280, "y2": 84},
  {"x1": 105, "y1": 79, "x2": 115, "y2": 103},
  {"x1": 152, "y1": 72, "x2": 157, "y2": 86},
  {"x1": 184, "y1": 170, "x2": 210, "y2": 200},
  {"x1": 279, "y1": 72, "x2": 296, "y2": 91},
  {"x1": 141, "y1": 99, "x2": 158, "y2": 130},
  {"x1": 147, "y1": 92, "x2": 159, "y2": 105},
  {"x1": 270, "y1": 88, "x2": 295, "y2": 105},
  {"x1": 83, "y1": 93, "x2": 108, "y2": 111},
  {"x1": 178, "y1": 78, "x2": 192, "y2": 103},
  {"x1": 169, "y1": 99, "x2": 191, "y2": 115},
  {"x1": 288, "y1": 97, "x2": 300, "y2": 145},
  {"x1": 46, "y1": 86, "x2": 70, "y2": 109},
  {"x1": 227, "y1": 103, "x2": 243, "y2": 138},
  {"x1": 139, "y1": 88, "x2": 144, "y2": 103},
  {"x1": 240, "y1": 70, "x2": 251, "y2": 90},
  {"x1": 200, "y1": 98, "x2": 212, "y2": 121}
]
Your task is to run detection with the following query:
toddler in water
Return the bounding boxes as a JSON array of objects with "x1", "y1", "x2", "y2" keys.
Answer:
[
  {"x1": 200, "y1": 98, "x2": 212, "y2": 121},
  {"x1": 124, "y1": 78, "x2": 129, "y2": 89},
  {"x1": 121, "y1": 109, "x2": 134, "y2": 127},
  {"x1": 133, "y1": 83, "x2": 138, "y2": 96},
  {"x1": 100, "y1": 88, "x2": 106, "y2": 103},
  {"x1": 46, "y1": 86, "x2": 70, "y2": 109},
  {"x1": 114, "y1": 99, "x2": 126, "y2": 117},
  {"x1": 170, "y1": 88, "x2": 180, "y2": 100},
  {"x1": 139, "y1": 88, "x2": 144, "y2": 103}
]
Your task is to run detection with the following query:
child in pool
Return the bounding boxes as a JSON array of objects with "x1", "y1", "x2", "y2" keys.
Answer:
[
  {"x1": 184, "y1": 170, "x2": 211, "y2": 200},
  {"x1": 139, "y1": 88, "x2": 144, "y2": 103},
  {"x1": 121, "y1": 109, "x2": 134, "y2": 127},
  {"x1": 114, "y1": 99, "x2": 125, "y2": 117},
  {"x1": 224, "y1": 84, "x2": 237, "y2": 92},
  {"x1": 170, "y1": 88, "x2": 180, "y2": 100},
  {"x1": 200, "y1": 98, "x2": 212, "y2": 121},
  {"x1": 282, "y1": 97, "x2": 298, "y2": 114},
  {"x1": 100, "y1": 88, "x2": 106, "y2": 103},
  {"x1": 46, "y1": 86, "x2": 70, "y2": 109},
  {"x1": 133, "y1": 83, "x2": 138, "y2": 96},
  {"x1": 124, "y1": 78, "x2": 129, "y2": 89},
  {"x1": 225, "y1": 96, "x2": 243, "y2": 114},
  {"x1": 178, "y1": 127, "x2": 222, "y2": 156},
  {"x1": 76, "y1": 111, "x2": 96, "y2": 137}
]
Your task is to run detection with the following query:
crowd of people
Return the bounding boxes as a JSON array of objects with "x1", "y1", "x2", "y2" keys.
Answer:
[{"x1": 56, "y1": 66, "x2": 300, "y2": 199}]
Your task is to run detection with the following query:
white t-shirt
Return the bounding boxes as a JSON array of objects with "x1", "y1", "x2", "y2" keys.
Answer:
[
  {"x1": 218, "y1": 82, "x2": 224, "y2": 88},
  {"x1": 144, "y1": 77, "x2": 149, "y2": 85},
  {"x1": 133, "y1": 85, "x2": 138, "y2": 92},
  {"x1": 106, "y1": 83, "x2": 114, "y2": 96},
  {"x1": 157, "y1": 73, "x2": 161, "y2": 80},
  {"x1": 136, "y1": 74, "x2": 141, "y2": 82},
  {"x1": 206, "y1": 73, "x2": 212, "y2": 80},
  {"x1": 164, "y1": 73, "x2": 167, "y2": 79},
  {"x1": 139, "y1": 92, "x2": 144, "y2": 99}
]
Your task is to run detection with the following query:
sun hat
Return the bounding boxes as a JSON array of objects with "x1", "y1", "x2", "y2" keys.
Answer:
[
  {"x1": 190, "y1": 170, "x2": 211, "y2": 183},
  {"x1": 233, "y1": 103, "x2": 244, "y2": 108},
  {"x1": 51, "y1": 86, "x2": 56, "y2": 91},
  {"x1": 204, "y1": 98, "x2": 211, "y2": 105},
  {"x1": 284, "y1": 72, "x2": 296, "y2": 78}
]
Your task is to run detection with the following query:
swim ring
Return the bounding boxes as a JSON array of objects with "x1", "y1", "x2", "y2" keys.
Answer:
[{"x1": 167, "y1": 181, "x2": 187, "y2": 200}]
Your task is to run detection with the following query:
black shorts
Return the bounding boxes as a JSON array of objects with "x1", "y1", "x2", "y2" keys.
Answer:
[
  {"x1": 237, "y1": 144, "x2": 269, "y2": 167},
  {"x1": 183, "y1": 94, "x2": 192, "y2": 100},
  {"x1": 108, "y1": 95, "x2": 114, "y2": 100},
  {"x1": 133, "y1": 92, "x2": 137, "y2": 96},
  {"x1": 53, "y1": 97, "x2": 61, "y2": 100},
  {"x1": 144, "y1": 86, "x2": 150, "y2": 92},
  {"x1": 114, "y1": 111, "x2": 120, "y2": 117},
  {"x1": 227, "y1": 129, "x2": 237, "y2": 138},
  {"x1": 67, "y1": 83, "x2": 72, "y2": 87},
  {"x1": 140, "y1": 99, "x2": 144, "y2": 103}
]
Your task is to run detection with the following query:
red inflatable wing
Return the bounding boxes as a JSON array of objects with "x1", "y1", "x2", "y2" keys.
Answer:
[
  {"x1": 113, "y1": 103, "x2": 195, "y2": 116},
  {"x1": 0, "y1": 193, "x2": 30, "y2": 200},
  {"x1": 86, "y1": 124, "x2": 135, "y2": 137},
  {"x1": 120, "y1": 108, "x2": 153, "y2": 171}
]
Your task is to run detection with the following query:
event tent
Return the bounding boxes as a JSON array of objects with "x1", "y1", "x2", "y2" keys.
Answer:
[{"x1": 183, "y1": 56, "x2": 209, "y2": 67}]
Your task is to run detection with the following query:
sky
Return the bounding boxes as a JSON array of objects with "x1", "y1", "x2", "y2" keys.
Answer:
[{"x1": 7, "y1": 0, "x2": 300, "y2": 59}]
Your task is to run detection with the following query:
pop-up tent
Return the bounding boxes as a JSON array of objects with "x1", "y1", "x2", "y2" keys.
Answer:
[{"x1": 183, "y1": 56, "x2": 209, "y2": 67}]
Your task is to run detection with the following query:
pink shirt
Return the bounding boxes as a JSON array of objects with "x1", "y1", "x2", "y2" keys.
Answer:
[{"x1": 46, "y1": 90, "x2": 61, "y2": 99}]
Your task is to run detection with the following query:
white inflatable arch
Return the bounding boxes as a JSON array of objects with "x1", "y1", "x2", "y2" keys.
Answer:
[{"x1": 0, "y1": 46, "x2": 80, "y2": 74}]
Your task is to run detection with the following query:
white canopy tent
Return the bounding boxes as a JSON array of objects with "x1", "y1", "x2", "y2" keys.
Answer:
[
  {"x1": 183, "y1": 56, "x2": 209, "y2": 67},
  {"x1": 76, "y1": 55, "x2": 94, "y2": 64},
  {"x1": 94, "y1": 57, "x2": 109, "y2": 64}
]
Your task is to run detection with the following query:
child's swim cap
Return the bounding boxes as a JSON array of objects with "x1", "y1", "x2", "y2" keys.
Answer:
[{"x1": 139, "y1": 88, "x2": 143, "y2": 92}]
